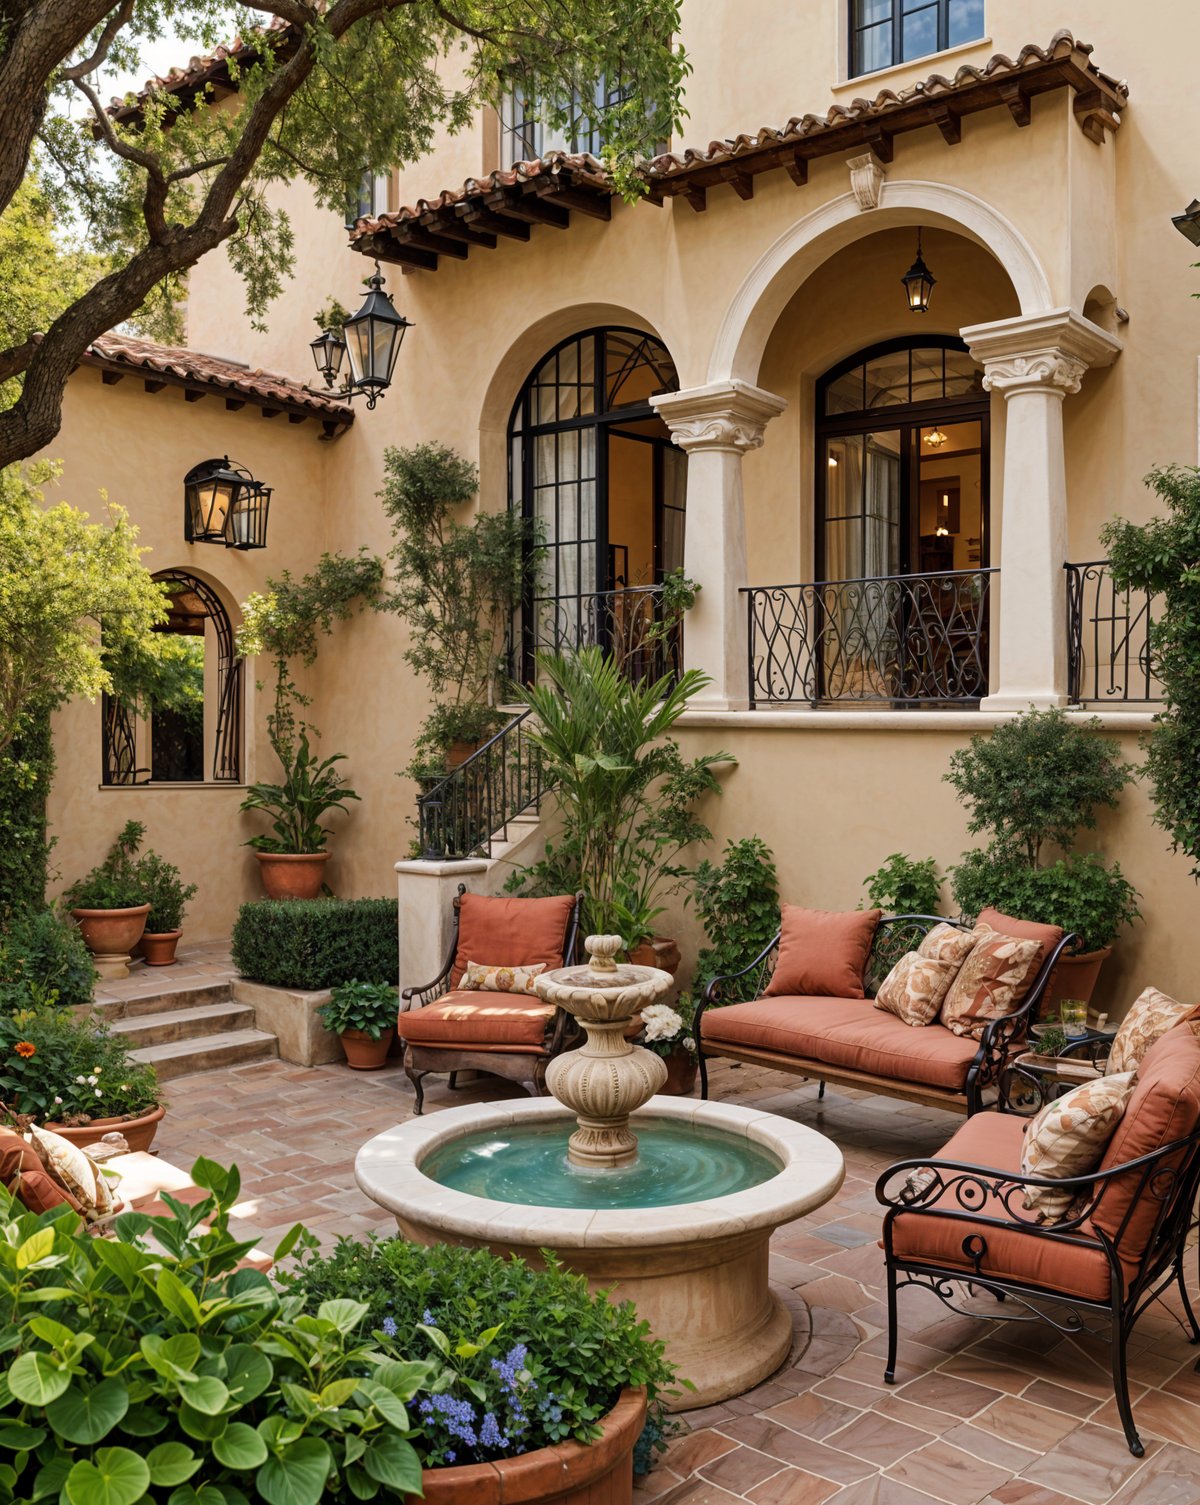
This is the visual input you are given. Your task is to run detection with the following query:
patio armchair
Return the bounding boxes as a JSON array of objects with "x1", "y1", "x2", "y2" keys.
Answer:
[
  {"x1": 399, "y1": 886, "x2": 583, "y2": 1113},
  {"x1": 875, "y1": 1017, "x2": 1200, "y2": 1457},
  {"x1": 694, "y1": 910, "x2": 1077, "y2": 1117}
]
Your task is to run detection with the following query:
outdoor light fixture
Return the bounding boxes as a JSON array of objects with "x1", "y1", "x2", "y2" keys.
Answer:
[
  {"x1": 1172, "y1": 199, "x2": 1200, "y2": 247},
  {"x1": 310, "y1": 263, "x2": 412, "y2": 409},
  {"x1": 901, "y1": 229, "x2": 936, "y2": 314},
  {"x1": 924, "y1": 427, "x2": 949, "y2": 448},
  {"x1": 183, "y1": 457, "x2": 272, "y2": 550}
]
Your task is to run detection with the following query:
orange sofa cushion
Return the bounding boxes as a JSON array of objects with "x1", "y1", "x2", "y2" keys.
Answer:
[
  {"x1": 765, "y1": 906, "x2": 881, "y2": 1000},
  {"x1": 1091, "y1": 1018, "x2": 1200, "y2": 1270},
  {"x1": 976, "y1": 907, "x2": 1064, "y2": 953},
  {"x1": 449, "y1": 893, "x2": 575, "y2": 989},
  {"x1": 0, "y1": 1128, "x2": 81, "y2": 1215},
  {"x1": 701, "y1": 996, "x2": 981, "y2": 1092},
  {"x1": 889, "y1": 1112, "x2": 1112, "y2": 1304},
  {"x1": 401, "y1": 991, "x2": 556, "y2": 1053}
]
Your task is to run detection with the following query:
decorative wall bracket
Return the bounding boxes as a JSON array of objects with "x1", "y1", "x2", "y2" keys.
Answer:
[{"x1": 847, "y1": 152, "x2": 886, "y2": 211}]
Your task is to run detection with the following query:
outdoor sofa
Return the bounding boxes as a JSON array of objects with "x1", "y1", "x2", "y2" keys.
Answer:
[{"x1": 695, "y1": 908, "x2": 1077, "y2": 1117}]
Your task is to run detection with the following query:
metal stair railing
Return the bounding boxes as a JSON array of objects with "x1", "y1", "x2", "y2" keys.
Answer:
[{"x1": 416, "y1": 707, "x2": 544, "y2": 860}]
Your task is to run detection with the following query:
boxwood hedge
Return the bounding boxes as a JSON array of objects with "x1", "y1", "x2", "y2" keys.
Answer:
[{"x1": 232, "y1": 897, "x2": 399, "y2": 990}]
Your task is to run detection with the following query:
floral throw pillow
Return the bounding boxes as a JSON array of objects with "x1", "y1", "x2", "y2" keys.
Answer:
[
  {"x1": 919, "y1": 922, "x2": 978, "y2": 968},
  {"x1": 875, "y1": 953, "x2": 958, "y2": 1027},
  {"x1": 28, "y1": 1126, "x2": 115, "y2": 1221},
  {"x1": 1107, "y1": 987, "x2": 1197, "y2": 1075},
  {"x1": 461, "y1": 960, "x2": 548, "y2": 997},
  {"x1": 1021, "y1": 1071, "x2": 1137, "y2": 1221},
  {"x1": 939, "y1": 930, "x2": 1044, "y2": 1039}
]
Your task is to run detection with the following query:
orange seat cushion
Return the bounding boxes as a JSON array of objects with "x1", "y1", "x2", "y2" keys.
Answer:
[
  {"x1": 0, "y1": 1128, "x2": 80, "y2": 1215},
  {"x1": 449, "y1": 893, "x2": 575, "y2": 989},
  {"x1": 401, "y1": 991, "x2": 556, "y2": 1053},
  {"x1": 889, "y1": 1112, "x2": 1112, "y2": 1304},
  {"x1": 701, "y1": 996, "x2": 982, "y2": 1091},
  {"x1": 765, "y1": 906, "x2": 880, "y2": 999}
]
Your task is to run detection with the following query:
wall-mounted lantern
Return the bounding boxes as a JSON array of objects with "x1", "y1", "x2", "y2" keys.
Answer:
[
  {"x1": 309, "y1": 263, "x2": 412, "y2": 410},
  {"x1": 901, "y1": 229, "x2": 936, "y2": 314},
  {"x1": 1172, "y1": 199, "x2": 1200, "y2": 246},
  {"x1": 184, "y1": 457, "x2": 271, "y2": 550}
]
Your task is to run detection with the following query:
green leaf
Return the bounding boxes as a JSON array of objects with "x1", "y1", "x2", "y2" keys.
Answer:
[
  {"x1": 177, "y1": 1403, "x2": 228, "y2": 1443},
  {"x1": 271, "y1": 1225, "x2": 303, "y2": 1263},
  {"x1": 155, "y1": 1268, "x2": 202, "y2": 1326},
  {"x1": 120, "y1": 1405, "x2": 168, "y2": 1437},
  {"x1": 177, "y1": 1374, "x2": 229, "y2": 1415},
  {"x1": 344, "y1": 1466, "x2": 377, "y2": 1501},
  {"x1": 362, "y1": 1434, "x2": 423, "y2": 1494},
  {"x1": 7, "y1": 1352, "x2": 71, "y2": 1405},
  {"x1": 141, "y1": 1333, "x2": 200, "y2": 1378},
  {"x1": 223, "y1": 1344, "x2": 273, "y2": 1404},
  {"x1": 16, "y1": 1229, "x2": 55, "y2": 1269},
  {"x1": 31, "y1": 1454, "x2": 70, "y2": 1502},
  {"x1": 256, "y1": 1439, "x2": 332, "y2": 1505},
  {"x1": 91, "y1": 1240, "x2": 148, "y2": 1290},
  {"x1": 415, "y1": 1322, "x2": 449, "y2": 1356},
  {"x1": 0, "y1": 1423, "x2": 46, "y2": 1450},
  {"x1": 316, "y1": 1298, "x2": 368, "y2": 1334},
  {"x1": 317, "y1": 1378, "x2": 361, "y2": 1410},
  {"x1": 167, "y1": 1488, "x2": 227, "y2": 1505},
  {"x1": 47, "y1": 1379, "x2": 129, "y2": 1444},
  {"x1": 371, "y1": 1360, "x2": 435, "y2": 1401},
  {"x1": 65, "y1": 1448, "x2": 150, "y2": 1505},
  {"x1": 355, "y1": 1381, "x2": 408, "y2": 1432},
  {"x1": 146, "y1": 1443, "x2": 201, "y2": 1488},
  {"x1": 24, "y1": 1317, "x2": 75, "y2": 1350},
  {"x1": 212, "y1": 1423, "x2": 268, "y2": 1471}
]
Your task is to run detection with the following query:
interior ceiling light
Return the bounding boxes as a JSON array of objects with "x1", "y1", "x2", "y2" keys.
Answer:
[{"x1": 924, "y1": 428, "x2": 949, "y2": 448}]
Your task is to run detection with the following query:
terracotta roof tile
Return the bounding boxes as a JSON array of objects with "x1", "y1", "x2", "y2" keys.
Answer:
[
  {"x1": 106, "y1": 17, "x2": 293, "y2": 121},
  {"x1": 81, "y1": 332, "x2": 353, "y2": 432}
]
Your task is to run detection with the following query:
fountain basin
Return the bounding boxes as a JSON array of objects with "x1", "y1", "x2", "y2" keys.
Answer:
[{"x1": 356, "y1": 1097, "x2": 845, "y2": 1409}]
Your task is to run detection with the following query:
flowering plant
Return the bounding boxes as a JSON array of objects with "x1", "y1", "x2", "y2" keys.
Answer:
[
  {"x1": 0, "y1": 1002, "x2": 160, "y2": 1124},
  {"x1": 636, "y1": 997, "x2": 696, "y2": 1058}
]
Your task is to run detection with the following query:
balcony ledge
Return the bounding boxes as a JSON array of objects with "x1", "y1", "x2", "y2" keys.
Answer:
[{"x1": 677, "y1": 707, "x2": 1158, "y2": 732}]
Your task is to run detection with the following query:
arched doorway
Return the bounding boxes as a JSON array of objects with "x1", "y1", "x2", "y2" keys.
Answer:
[
  {"x1": 102, "y1": 571, "x2": 242, "y2": 785},
  {"x1": 508, "y1": 326, "x2": 685, "y2": 682},
  {"x1": 813, "y1": 335, "x2": 991, "y2": 702}
]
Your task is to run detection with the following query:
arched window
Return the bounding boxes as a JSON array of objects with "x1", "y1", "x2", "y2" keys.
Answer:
[
  {"x1": 508, "y1": 326, "x2": 685, "y2": 682},
  {"x1": 102, "y1": 571, "x2": 242, "y2": 785}
]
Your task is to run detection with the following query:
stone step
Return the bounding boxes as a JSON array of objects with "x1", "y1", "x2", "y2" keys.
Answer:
[
  {"x1": 130, "y1": 1029, "x2": 279, "y2": 1081},
  {"x1": 110, "y1": 1000, "x2": 257, "y2": 1048},
  {"x1": 92, "y1": 978, "x2": 235, "y2": 1022}
]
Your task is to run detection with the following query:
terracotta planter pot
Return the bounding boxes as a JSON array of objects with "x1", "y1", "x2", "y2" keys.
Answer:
[
  {"x1": 628, "y1": 936, "x2": 682, "y2": 976},
  {"x1": 71, "y1": 904, "x2": 150, "y2": 957},
  {"x1": 255, "y1": 852, "x2": 329, "y2": 901},
  {"x1": 340, "y1": 1027, "x2": 395, "y2": 1070},
  {"x1": 660, "y1": 1047, "x2": 698, "y2": 1097},
  {"x1": 420, "y1": 1388, "x2": 646, "y2": 1505},
  {"x1": 1044, "y1": 946, "x2": 1112, "y2": 1013},
  {"x1": 446, "y1": 738, "x2": 484, "y2": 770},
  {"x1": 46, "y1": 1103, "x2": 166, "y2": 1154},
  {"x1": 141, "y1": 930, "x2": 182, "y2": 966}
]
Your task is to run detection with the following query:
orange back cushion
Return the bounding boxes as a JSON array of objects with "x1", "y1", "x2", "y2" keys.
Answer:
[
  {"x1": 976, "y1": 907, "x2": 1064, "y2": 953},
  {"x1": 765, "y1": 906, "x2": 881, "y2": 1000},
  {"x1": 0, "y1": 1128, "x2": 80, "y2": 1215},
  {"x1": 1091, "y1": 1019, "x2": 1200, "y2": 1262},
  {"x1": 450, "y1": 893, "x2": 576, "y2": 989}
]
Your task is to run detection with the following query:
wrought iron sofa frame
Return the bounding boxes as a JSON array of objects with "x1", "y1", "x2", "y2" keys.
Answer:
[
  {"x1": 693, "y1": 914, "x2": 1079, "y2": 1117},
  {"x1": 399, "y1": 886, "x2": 583, "y2": 1113},
  {"x1": 876, "y1": 1122, "x2": 1200, "y2": 1456}
]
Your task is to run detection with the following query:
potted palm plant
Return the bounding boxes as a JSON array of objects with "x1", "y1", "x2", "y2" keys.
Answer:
[
  {"x1": 240, "y1": 731, "x2": 360, "y2": 899},
  {"x1": 316, "y1": 979, "x2": 398, "y2": 1069}
]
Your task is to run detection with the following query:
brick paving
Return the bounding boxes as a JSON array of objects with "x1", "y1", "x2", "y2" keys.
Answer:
[{"x1": 150, "y1": 1054, "x2": 1200, "y2": 1505}]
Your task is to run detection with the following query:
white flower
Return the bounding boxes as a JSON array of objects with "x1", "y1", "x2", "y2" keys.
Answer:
[
  {"x1": 642, "y1": 1004, "x2": 685, "y2": 1044},
  {"x1": 75, "y1": 1075, "x2": 87, "y2": 1085},
  {"x1": 53, "y1": 1095, "x2": 63, "y2": 1104},
  {"x1": 683, "y1": 1037, "x2": 697, "y2": 1052},
  {"x1": 95, "y1": 1088, "x2": 102, "y2": 1097},
  {"x1": 87, "y1": 1075, "x2": 98, "y2": 1085}
]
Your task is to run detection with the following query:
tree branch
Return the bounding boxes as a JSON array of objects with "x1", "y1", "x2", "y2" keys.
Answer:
[{"x1": 60, "y1": 0, "x2": 136, "y2": 80}]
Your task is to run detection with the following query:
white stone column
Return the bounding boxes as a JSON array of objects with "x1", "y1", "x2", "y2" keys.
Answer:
[
  {"x1": 962, "y1": 310, "x2": 1120, "y2": 711},
  {"x1": 394, "y1": 858, "x2": 487, "y2": 1006},
  {"x1": 651, "y1": 381, "x2": 787, "y2": 711}
]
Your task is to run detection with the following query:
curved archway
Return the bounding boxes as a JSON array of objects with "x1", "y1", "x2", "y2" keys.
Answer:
[
  {"x1": 506, "y1": 324, "x2": 684, "y2": 682},
  {"x1": 102, "y1": 569, "x2": 242, "y2": 786},
  {"x1": 709, "y1": 181, "x2": 1054, "y2": 387}
]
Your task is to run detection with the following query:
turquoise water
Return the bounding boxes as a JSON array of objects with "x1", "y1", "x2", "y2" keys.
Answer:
[{"x1": 421, "y1": 1119, "x2": 781, "y2": 1209}]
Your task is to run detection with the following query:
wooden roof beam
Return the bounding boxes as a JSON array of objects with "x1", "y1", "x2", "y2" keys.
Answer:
[
  {"x1": 781, "y1": 148, "x2": 809, "y2": 187},
  {"x1": 718, "y1": 164, "x2": 754, "y2": 200},
  {"x1": 458, "y1": 206, "x2": 532, "y2": 240},
  {"x1": 373, "y1": 241, "x2": 439, "y2": 270},
  {"x1": 489, "y1": 193, "x2": 570, "y2": 229},
  {"x1": 426, "y1": 218, "x2": 499, "y2": 249},
  {"x1": 682, "y1": 182, "x2": 707, "y2": 213},
  {"x1": 930, "y1": 106, "x2": 962, "y2": 145},
  {"x1": 101, "y1": 369, "x2": 124, "y2": 385},
  {"x1": 396, "y1": 226, "x2": 469, "y2": 260},
  {"x1": 1000, "y1": 81, "x2": 1032, "y2": 127},
  {"x1": 861, "y1": 124, "x2": 894, "y2": 162},
  {"x1": 530, "y1": 179, "x2": 612, "y2": 220}
]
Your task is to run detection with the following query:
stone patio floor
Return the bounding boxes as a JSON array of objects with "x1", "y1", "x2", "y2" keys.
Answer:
[{"x1": 151, "y1": 1053, "x2": 1200, "y2": 1505}]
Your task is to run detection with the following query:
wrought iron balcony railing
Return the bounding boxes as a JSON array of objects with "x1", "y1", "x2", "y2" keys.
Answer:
[
  {"x1": 519, "y1": 584, "x2": 682, "y2": 685},
  {"x1": 743, "y1": 568, "x2": 995, "y2": 708},
  {"x1": 1065, "y1": 561, "x2": 1162, "y2": 706},
  {"x1": 416, "y1": 707, "x2": 544, "y2": 861}
]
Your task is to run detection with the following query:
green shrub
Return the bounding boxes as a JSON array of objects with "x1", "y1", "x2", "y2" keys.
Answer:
[
  {"x1": 0, "y1": 1001, "x2": 159, "y2": 1122},
  {"x1": 318, "y1": 981, "x2": 399, "y2": 1039},
  {"x1": 0, "y1": 907, "x2": 95, "y2": 1010},
  {"x1": 0, "y1": 706, "x2": 54, "y2": 914},
  {"x1": 282, "y1": 1233, "x2": 678, "y2": 1459},
  {"x1": 61, "y1": 821, "x2": 149, "y2": 910},
  {"x1": 0, "y1": 1160, "x2": 435, "y2": 1505},
  {"x1": 950, "y1": 848, "x2": 1141, "y2": 955},
  {"x1": 861, "y1": 853, "x2": 942, "y2": 916},
  {"x1": 688, "y1": 836, "x2": 779, "y2": 998},
  {"x1": 231, "y1": 898, "x2": 398, "y2": 990}
]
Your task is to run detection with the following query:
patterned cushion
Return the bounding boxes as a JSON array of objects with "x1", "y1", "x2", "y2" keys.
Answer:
[
  {"x1": 28, "y1": 1127, "x2": 115, "y2": 1220},
  {"x1": 873, "y1": 924, "x2": 980, "y2": 1028},
  {"x1": 1021, "y1": 1072, "x2": 1137, "y2": 1221},
  {"x1": 939, "y1": 929, "x2": 1044, "y2": 1039},
  {"x1": 461, "y1": 960, "x2": 547, "y2": 997},
  {"x1": 1107, "y1": 987, "x2": 1196, "y2": 1075}
]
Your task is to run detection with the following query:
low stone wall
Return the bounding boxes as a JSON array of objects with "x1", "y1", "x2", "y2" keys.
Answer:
[{"x1": 233, "y1": 979, "x2": 342, "y2": 1067}]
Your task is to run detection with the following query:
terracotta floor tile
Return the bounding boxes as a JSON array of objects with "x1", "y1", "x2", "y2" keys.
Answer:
[
  {"x1": 939, "y1": 1423, "x2": 1039, "y2": 1473},
  {"x1": 823, "y1": 1410, "x2": 934, "y2": 1466},
  {"x1": 761, "y1": 1391, "x2": 862, "y2": 1442},
  {"x1": 745, "y1": 1466, "x2": 840, "y2": 1505},
  {"x1": 665, "y1": 1429, "x2": 740, "y2": 1476},
  {"x1": 970, "y1": 1397, "x2": 1080, "y2": 1454},
  {"x1": 1106, "y1": 1442, "x2": 1200, "y2": 1505},
  {"x1": 700, "y1": 1444, "x2": 789, "y2": 1494},
  {"x1": 1019, "y1": 1422, "x2": 1161, "y2": 1503},
  {"x1": 984, "y1": 1484, "x2": 1082, "y2": 1505},
  {"x1": 869, "y1": 1396, "x2": 962, "y2": 1437},
  {"x1": 658, "y1": 1479, "x2": 746, "y2": 1505},
  {"x1": 830, "y1": 1478, "x2": 948, "y2": 1505},
  {"x1": 895, "y1": 1372, "x2": 1002, "y2": 1418},
  {"x1": 934, "y1": 1354, "x2": 1035, "y2": 1395},
  {"x1": 1090, "y1": 1386, "x2": 1200, "y2": 1447},
  {"x1": 884, "y1": 1440, "x2": 1012, "y2": 1505},
  {"x1": 1019, "y1": 1381, "x2": 1099, "y2": 1419}
]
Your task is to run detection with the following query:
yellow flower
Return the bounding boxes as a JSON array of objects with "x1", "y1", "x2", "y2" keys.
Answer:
[{"x1": 14, "y1": 1041, "x2": 36, "y2": 1059}]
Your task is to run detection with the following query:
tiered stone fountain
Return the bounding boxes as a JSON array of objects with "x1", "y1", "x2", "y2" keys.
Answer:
[{"x1": 357, "y1": 936, "x2": 844, "y2": 1408}]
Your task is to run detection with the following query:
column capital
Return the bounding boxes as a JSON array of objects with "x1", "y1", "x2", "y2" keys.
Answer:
[
  {"x1": 961, "y1": 308, "x2": 1121, "y2": 398},
  {"x1": 651, "y1": 380, "x2": 787, "y2": 453}
]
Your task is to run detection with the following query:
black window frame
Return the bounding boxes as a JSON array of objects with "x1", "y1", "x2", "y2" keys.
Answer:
[{"x1": 849, "y1": 0, "x2": 985, "y2": 80}]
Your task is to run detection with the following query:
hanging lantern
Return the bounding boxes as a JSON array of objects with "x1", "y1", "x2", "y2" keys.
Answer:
[
  {"x1": 901, "y1": 229, "x2": 936, "y2": 314},
  {"x1": 309, "y1": 325, "x2": 347, "y2": 390},
  {"x1": 341, "y1": 264, "x2": 412, "y2": 409},
  {"x1": 183, "y1": 458, "x2": 270, "y2": 549}
]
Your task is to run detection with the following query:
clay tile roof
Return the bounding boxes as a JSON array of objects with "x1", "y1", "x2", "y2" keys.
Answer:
[
  {"x1": 350, "y1": 151, "x2": 616, "y2": 272},
  {"x1": 645, "y1": 32, "x2": 1127, "y2": 207},
  {"x1": 81, "y1": 331, "x2": 353, "y2": 435},
  {"x1": 106, "y1": 16, "x2": 295, "y2": 122}
]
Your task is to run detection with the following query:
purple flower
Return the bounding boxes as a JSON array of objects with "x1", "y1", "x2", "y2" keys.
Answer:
[
  {"x1": 479, "y1": 1412, "x2": 509, "y2": 1451},
  {"x1": 426, "y1": 1394, "x2": 477, "y2": 1447},
  {"x1": 422, "y1": 1308, "x2": 435, "y2": 1325},
  {"x1": 445, "y1": 1452, "x2": 456, "y2": 1464},
  {"x1": 381, "y1": 1316, "x2": 397, "y2": 1338},
  {"x1": 489, "y1": 1343, "x2": 529, "y2": 1391}
]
